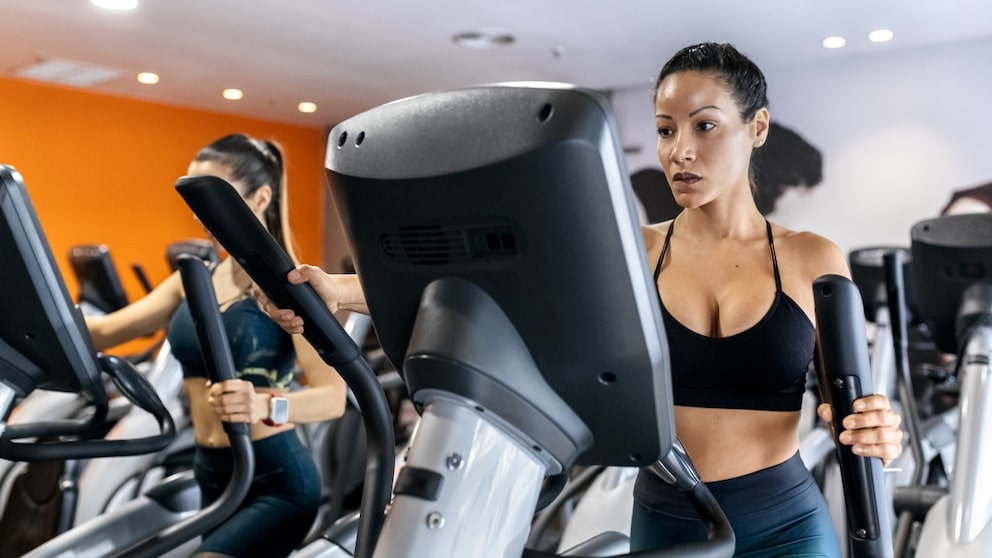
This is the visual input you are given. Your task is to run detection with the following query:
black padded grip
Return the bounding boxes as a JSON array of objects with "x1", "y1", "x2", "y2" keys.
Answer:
[
  {"x1": 813, "y1": 274, "x2": 893, "y2": 557},
  {"x1": 175, "y1": 174, "x2": 393, "y2": 558},
  {"x1": 177, "y1": 255, "x2": 249, "y2": 437},
  {"x1": 118, "y1": 254, "x2": 257, "y2": 558},
  {"x1": 175, "y1": 174, "x2": 359, "y2": 366}
]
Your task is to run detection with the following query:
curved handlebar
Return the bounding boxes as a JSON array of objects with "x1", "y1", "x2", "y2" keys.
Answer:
[
  {"x1": 813, "y1": 274, "x2": 894, "y2": 558},
  {"x1": 175, "y1": 175, "x2": 395, "y2": 558},
  {"x1": 0, "y1": 354, "x2": 174, "y2": 461},
  {"x1": 523, "y1": 440, "x2": 735, "y2": 558},
  {"x1": 177, "y1": 255, "x2": 250, "y2": 437},
  {"x1": 114, "y1": 256, "x2": 256, "y2": 558}
]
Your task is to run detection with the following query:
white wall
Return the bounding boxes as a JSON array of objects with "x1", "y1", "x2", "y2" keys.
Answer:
[{"x1": 611, "y1": 37, "x2": 992, "y2": 255}]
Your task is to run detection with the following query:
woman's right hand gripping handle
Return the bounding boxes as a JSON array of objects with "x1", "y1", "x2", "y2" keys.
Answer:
[{"x1": 256, "y1": 265, "x2": 368, "y2": 335}]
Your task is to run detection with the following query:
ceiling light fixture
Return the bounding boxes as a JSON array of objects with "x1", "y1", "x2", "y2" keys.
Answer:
[
  {"x1": 222, "y1": 88, "x2": 243, "y2": 100},
  {"x1": 868, "y1": 29, "x2": 894, "y2": 43},
  {"x1": 297, "y1": 102, "x2": 317, "y2": 114},
  {"x1": 16, "y1": 58, "x2": 123, "y2": 87},
  {"x1": 452, "y1": 30, "x2": 515, "y2": 50},
  {"x1": 137, "y1": 72, "x2": 159, "y2": 85},
  {"x1": 822, "y1": 36, "x2": 847, "y2": 49},
  {"x1": 90, "y1": 0, "x2": 138, "y2": 10}
]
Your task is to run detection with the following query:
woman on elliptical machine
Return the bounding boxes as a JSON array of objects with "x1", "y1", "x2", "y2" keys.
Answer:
[
  {"x1": 627, "y1": 42, "x2": 904, "y2": 556},
  {"x1": 86, "y1": 133, "x2": 348, "y2": 558},
  {"x1": 258, "y1": 43, "x2": 905, "y2": 557}
]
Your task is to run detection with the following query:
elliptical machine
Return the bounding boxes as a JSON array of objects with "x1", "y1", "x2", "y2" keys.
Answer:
[
  {"x1": 181, "y1": 81, "x2": 900, "y2": 558},
  {"x1": 173, "y1": 82, "x2": 895, "y2": 557},
  {"x1": 68, "y1": 243, "x2": 131, "y2": 316},
  {"x1": 0, "y1": 164, "x2": 253, "y2": 558},
  {"x1": 905, "y1": 213, "x2": 992, "y2": 557}
]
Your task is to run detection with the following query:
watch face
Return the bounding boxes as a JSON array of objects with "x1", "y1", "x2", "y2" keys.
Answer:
[{"x1": 271, "y1": 397, "x2": 289, "y2": 423}]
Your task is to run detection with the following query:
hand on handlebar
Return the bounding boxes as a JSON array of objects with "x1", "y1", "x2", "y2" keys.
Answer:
[
  {"x1": 206, "y1": 379, "x2": 269, "y2": 424},
  {"x1": 255, "y1": 264, "x2": 340, "y2": 335},
  {"x1": 817, "y1": 394, "x2": 903, "y2": 467}
]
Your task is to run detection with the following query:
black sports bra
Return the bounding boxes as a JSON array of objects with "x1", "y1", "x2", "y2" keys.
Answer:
[
  {"x1": 653, "y1": 220, "x2": 814, "y2": 412},
  {"x1": 166, "y1": 265, "x2": 296, "y2": 389}
]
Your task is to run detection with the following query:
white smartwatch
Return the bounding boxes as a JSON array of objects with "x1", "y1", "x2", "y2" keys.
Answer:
[{"x1": 263, "y1": 395, "x2": 289, "y2": 427}]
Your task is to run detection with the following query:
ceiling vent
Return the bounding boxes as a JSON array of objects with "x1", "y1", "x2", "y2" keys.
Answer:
[{"x1": 16, "y1": 58, "x2": 123, "y2": 87}]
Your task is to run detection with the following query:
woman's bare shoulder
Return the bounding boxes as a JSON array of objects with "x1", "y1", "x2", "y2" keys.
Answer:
[
  {"x1": 773, "y1": 224, "x2": 850, "y2": 280},
  {"x1": 641, "y1": 220, "x2": 673, "y2": 256}
]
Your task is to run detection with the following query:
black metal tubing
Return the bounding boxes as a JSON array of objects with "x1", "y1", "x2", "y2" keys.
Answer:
[
  {"x1": 813, "y1": 274, "x2": 894, "y2": 558},
  {"x1": 0, "y1": 355, "x2": 175, "y2": 461},
  {"x1": 175, "y1": 175, "x2": 395, "y2": 558},
  {"x1": 115, "y1": 256, "x2": 256, "y2": 558},
  {"x1": 521, "y1": 476, "x2": 735, "y2": 558},
  {"x1": 883, "y1": 251, "x2": 928, "y2": 558}
]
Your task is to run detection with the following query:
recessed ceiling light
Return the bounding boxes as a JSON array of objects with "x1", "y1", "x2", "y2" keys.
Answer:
[
  {"x1": 822, "y1": 36, "x2": 847, "y2": 49},
  {"x1": 452, "y1": 31, "x2": 515, "y2": 50},
  {"x1": 868, "y1": 29, "x2": 894, "y2": 43},
  {"x1": 137, "y1": 72, "x2": 159, "y2": 85},
  {"x1": 297, "y1": 102, "x2": 317, "y2": 114},
  {"x1": 222, "y1": 88, "x2": 243, "y2": 100},
  {"x1": 90, "y1": 0, "x2": 138, "y2": 10}
]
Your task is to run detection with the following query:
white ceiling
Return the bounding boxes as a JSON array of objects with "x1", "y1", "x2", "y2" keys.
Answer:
[{"x1": 3, "y1": 0, "x2": 992, "y2": 129}]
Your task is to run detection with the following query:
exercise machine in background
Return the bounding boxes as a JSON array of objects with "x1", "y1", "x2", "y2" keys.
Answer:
[
  {"x1": 68, "y1": 244, "x2": 131, "y2": 316},
  {"x1": 0, "y1": 164, "x2": 254, "y2": 557},
  {"x1": 166, "y1": 238, "x2": 219, "y2": 272},
  {"x1": 908, "y1": 213, "x2": 992, "y2": 558},
  {"x1": 0, "y1": 164, "x2": 177, "y2": 556}
]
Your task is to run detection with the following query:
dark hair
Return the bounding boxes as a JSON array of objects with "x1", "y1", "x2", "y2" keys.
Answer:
[
  {"x1": 654, "y1": 42, "x2": 768, "y2": 122},
  {"x1": 193, "y1": 133, "x2": 297, "y2": 261},
  {"x1": 654, "y1": 43, "x2": 769, "y2": 193}
]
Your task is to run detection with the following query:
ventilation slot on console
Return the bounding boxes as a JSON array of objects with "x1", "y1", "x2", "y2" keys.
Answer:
[{"x1": 380, "y1": 224, "x2": 518, "y2": 265}]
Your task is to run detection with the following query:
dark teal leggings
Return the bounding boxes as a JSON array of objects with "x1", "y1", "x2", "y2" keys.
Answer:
[
  {"x1": 193, "y1": 430, "x2": 321, "y2": 557},
  {"x1": 631, "y1": 452, "x2": 840, "y2": 557}
]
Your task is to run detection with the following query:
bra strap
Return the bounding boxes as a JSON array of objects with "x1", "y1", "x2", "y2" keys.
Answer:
[
  {"x1": 654, "y1": 218, "x2": 781, "y2": 293},
  {"x1": 766, "y1": 220, "x2": 782, "y2": 293},
  {"x1": 653, "y1": 219, "x2": 676, "y2": 282}
]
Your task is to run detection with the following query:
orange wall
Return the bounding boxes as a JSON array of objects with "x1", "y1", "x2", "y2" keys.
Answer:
[{"x1": 0, "y1": 76, "x2": 331, "y2": 307}]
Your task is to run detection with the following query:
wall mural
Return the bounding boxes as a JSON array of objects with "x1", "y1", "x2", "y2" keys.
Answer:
[
  {"x1": 631, "y1": 122, "x2": 823, "y2": 223},
  {"x1": 940, "y1": 182, "x2": 992, "y2": 215}
]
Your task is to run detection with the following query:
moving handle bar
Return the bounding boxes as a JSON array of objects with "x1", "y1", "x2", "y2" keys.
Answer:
[
  {"x1": 813, "y1": 274, "x2": 894, "y2": 558},
  {"x1": 0, "y1": 352, "x2": 174, "y2": 461},
  {"x1": 175, "y1": 174, "x2": 395, "y2": 558},
  {"x1": 117, "y1": 256, "x2": 257, "y2": 558}
]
